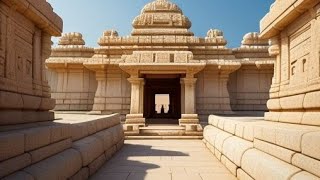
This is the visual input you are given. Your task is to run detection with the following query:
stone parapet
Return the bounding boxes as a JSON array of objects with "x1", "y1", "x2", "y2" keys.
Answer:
[
  {"x1": 0, "y1": 113, "x2": 124, "y2": 179},
  {"x1": 203, "y1": 115, "x2": 320, "y2": 180}
]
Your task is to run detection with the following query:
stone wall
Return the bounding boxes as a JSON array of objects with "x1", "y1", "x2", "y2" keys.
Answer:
[
  {"x1": 203, "y1": 115, "x2": 320, "y2": 180},
  {"x1": 261, "y1": 0, "x2": 320, "y2": 126},
  {"x1": 47, "y1": 68, "x2": 97, "y2": 111},
  {"x1": 229, "y1": 65, "x2": 273, "y2": 112},
  {"x1": 0, "y1": 113, "x2": 124, "y2": 179},
  {"x1": 0, "y1": 0, "x2": 62, "y2": 125},
  {"x1": 87, "y1": 65, "x2": 131, "y2": 116}
]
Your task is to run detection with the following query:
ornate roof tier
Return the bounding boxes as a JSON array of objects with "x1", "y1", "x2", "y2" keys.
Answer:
[{"x1": 131, "y1": 0, "x2": 193, "y2": 36}]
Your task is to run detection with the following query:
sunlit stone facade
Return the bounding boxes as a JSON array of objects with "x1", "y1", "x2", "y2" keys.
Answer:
[{"x1": 47, "y1": 0, "x2": 274, "y2": 135}]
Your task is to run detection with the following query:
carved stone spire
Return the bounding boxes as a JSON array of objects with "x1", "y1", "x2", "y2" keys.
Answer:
[{"x1": 131, "y1": 0, "x2": 193, "y2": 36}]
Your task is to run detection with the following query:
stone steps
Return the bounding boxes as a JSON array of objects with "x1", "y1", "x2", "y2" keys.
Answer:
[
  {"x1": 125, "y1": 125, "x2": 203, "y2": 138},
  {"x1": 203, "y1": 115, "x2": 320, "y2": 180},
  {"x1": 126, "y1": 135, "x2": 204, "y2": 140}
]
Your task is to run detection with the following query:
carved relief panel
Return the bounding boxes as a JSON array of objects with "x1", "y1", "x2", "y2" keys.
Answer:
[{"x1": 289, "y1": 25, "x2": 311, "y2": 86}]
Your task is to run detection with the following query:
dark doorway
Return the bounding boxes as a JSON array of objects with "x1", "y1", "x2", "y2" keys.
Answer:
[{"x1": 144, "y1": 77, "x2": 181, "y2": 124}]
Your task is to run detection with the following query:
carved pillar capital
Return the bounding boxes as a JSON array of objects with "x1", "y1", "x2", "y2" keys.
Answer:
[{"x1": 127, "y1": 77, "x2": 144, "y2": 85}]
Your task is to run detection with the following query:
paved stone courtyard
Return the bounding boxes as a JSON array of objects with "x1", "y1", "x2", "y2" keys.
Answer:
[{"x1": 90, "y1": 140, "x2": 236, "y2": 180}]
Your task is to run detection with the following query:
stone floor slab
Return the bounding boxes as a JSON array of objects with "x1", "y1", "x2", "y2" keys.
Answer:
[{"x1": 90, "y1": 140, "x2": 236, "y2": 180}]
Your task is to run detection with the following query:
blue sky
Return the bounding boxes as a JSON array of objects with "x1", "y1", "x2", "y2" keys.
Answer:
[{"x1": 48, "y1": 0, "x2": 273, "y2": 48}]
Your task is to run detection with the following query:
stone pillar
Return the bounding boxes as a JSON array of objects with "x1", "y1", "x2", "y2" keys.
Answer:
[
  {"x1": 91, "y1": 70, "x2": 108, "y2": 114},
  {"x1": 182, "y1": 78, "x2": 197, "y2": 114},
  {"x1": 219, "y1": 72, "x2": 233, "y2": 114},
  {"x1": 124, "y1": 77, "x2": 145, "y2": 135},
  {"x1": 180, "y1": 79, "x2": 185, "y2": 114},
  {"x1": 139, "y1": 80, "x2": 145, "y2": 113},
  {"x1": 179, "y1": 77, "x2": 202, "y2": 134}
]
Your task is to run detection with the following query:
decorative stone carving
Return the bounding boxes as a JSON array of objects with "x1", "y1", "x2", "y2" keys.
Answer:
[
  {"x1": 131, "y1": 0, "x2": 193, "y2": 36},
  {"x1": 205, "y1": 29, "x2": 227, "y2": 46},
  {"x1": 50, "y1": 32, "x2": 94, "y2": 58},
  {"x1": 59, "y1": 32, "x2": 85, "y2": 45},
  {"x1": 103, "y1": 30, "x2": 119, "y2": 37},
  {"x1": 241, "y1": 32, "x2": 268, "y2": 46},
  {"x1": 268, "y1": 36, "x2": 280, "y2": 56},
  {"x1": 47, "y1": 0, "x2": 275, "y2": 136},
  {"x1": 0, "y1": 0, "x2": 62, "y2": 125}
]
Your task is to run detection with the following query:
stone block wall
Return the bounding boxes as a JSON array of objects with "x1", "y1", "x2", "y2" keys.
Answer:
[
  {"x1": 0, "y1": 114, "x2": 124, "y2": 179},
  {"x1": 87, "y1": 65, "x2": 131, "y2": 116},
  {"x1": 203, "y1": 115, "x2": 320, "y2": 180},
  {"x1": 47, "y1": 68, "x2": 97, "y2": 111},
  {"x1": 261, "y1": 0, "x2": 320, "y2": 126},
  {"x1": 229, "y1": 65, "x2": 273, "y2": 112},
  {"x1": 0, "y1": 0, "x2": 62, "y2": 125}
]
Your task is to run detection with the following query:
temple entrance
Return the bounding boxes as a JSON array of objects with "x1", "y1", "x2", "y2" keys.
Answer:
[{"x1": 144, "y1": 76, "x2": 181, "y2": 124}]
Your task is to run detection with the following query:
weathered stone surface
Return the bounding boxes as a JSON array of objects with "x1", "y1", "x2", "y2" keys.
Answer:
[
  {"x1": 254, "y1": 139, "x2": 295, "y2": 163},
  {"x1": 237, "y1": 168, "x2": 254, "y2": 180},
  {"x1": 72, "y1": 136, "x2": 104, "y2": 166},
  {"x1": 0, "y1": 153, "x2": 31, "y2": 178},
  {"x1": 93, "y1": 129, "x2": 114, "y2": 151},
  {"x1": 22, "y1": 126, "x2": 51, "y2": 151},
  {"x1": 222, "y1": 136, "x2": 253, "y2": 166},
  {"x1": 0, "y1": 132, "x2": 24, "y2": 161},
  {"x1": 221, "y1": 155, "x2": 237, "y2": 176},
  {"x1": 292, "y1": 153, "x2": 320, "y2": 177},
  {"x1": 241, "y1": 149, "x2": 301, "y2": 180},
  {"x1": 69, "y1": 167, "x2": 89, "y2": 180},
  {"x1": 29, "y1": 138, "x2": 72, "y2": 163},
  {"x1": 50, "y1": 123, "x2": 71, "y2": 143},
  {"x1": 254, "y1": 123, "x2": 319, "y2": 152},
  {"x1": 2, "y1": 171, "x2": 34, "y2": 180},
  {"x1": 290, "y1": 171, "x2": 320, "y2": 180},
  {"x1": 214, "y1": 129, "x2": 233, "y2": 152},
  {"x1": 301, "y1": 131, "x2": 320, "y2": 160},
  {"x1": 24, "y1": 149, "x2": 82, "y2": 180},
  {"x1": 88, "y1": 154, "x2": 107, "y2": 175}
]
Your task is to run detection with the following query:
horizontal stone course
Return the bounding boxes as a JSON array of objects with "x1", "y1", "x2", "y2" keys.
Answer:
[
  {"x1": 290, "y1": 171, "x2": 320, "y2": 180},
  {"x1": 204, "y1": 115, "x2": 320, "y2": 180},
  {"x1": 72, "y1": 136, "x2": 104, "y2": 167},
  {"x1": 29, "y1": 138, "x2": 72, "y2": 163},
  {"x1": 0, "y1": 153, "x2": 31, "y2": 178},
  {"x1": 23, "y1": 149, "x2": 82, "y2": 180},
  {"x1": 0, "y1": 113, "x2": 124, "y2": 179},
  {"x1": 2, "y1": 171, "x2": 34, "y2": 180},
  {"x1": 253, "y1": 139, "x2": 295, "y2": 163},
  {"x1": 241, "y1": 149, "x2": 301, "y2": 180},
  {"x1": 292, "y1": 153, "x2": 320, "y2": 177},
  {"x1": 0, "y1": 132, "x2": 24, "y2": 161}
]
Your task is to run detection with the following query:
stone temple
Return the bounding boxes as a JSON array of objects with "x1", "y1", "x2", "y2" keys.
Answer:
[
  {"x1": 1, "y1": 0, "x2": 320, "y2": 179},
  {"x1": 46, "y1": 0, "x2": 274, "y2": 135}
]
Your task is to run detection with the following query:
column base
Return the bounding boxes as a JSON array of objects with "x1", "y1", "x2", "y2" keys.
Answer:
[
  {"x1": 179, "y1": 114, "x2": 203, "y2": 134},
  {"x1": 124, "y1": 114, "x2": 145, "y2": 135}
]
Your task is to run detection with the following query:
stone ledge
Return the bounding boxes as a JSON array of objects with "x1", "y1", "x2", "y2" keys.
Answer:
[
  {"x1": 0, "y1": 113, "x2": 124, "y2": 179},
  {"x1": 208, "y1": 115, "x2": 320, "y2": 155},
  {"x1": 204, "y1": 115, "x2": 320, "y2": 179},
  {"x1": 23, "y1": 149, "x2": 82, "y2": 179},
  {"x1": 241, "y1": 149, "x2": 301, "y2": 180}
]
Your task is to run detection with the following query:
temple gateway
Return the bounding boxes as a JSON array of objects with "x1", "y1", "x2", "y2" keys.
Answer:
[{"x1": 47, "y1": 0, "x2": 274, "y2": 135}]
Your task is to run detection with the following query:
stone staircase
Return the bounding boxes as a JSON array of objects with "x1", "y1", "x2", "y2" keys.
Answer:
[
  {"x1": 0, "y1": 114, "x2": 124, "y2": 179},
  {"x1": 203, "y1": 115, "x2": 320, "y2": 180},
  {"x1": 125, "y1": 125, "x2": 203, "y2": 139}
]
